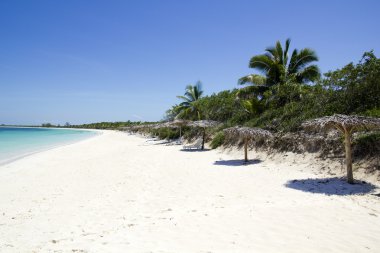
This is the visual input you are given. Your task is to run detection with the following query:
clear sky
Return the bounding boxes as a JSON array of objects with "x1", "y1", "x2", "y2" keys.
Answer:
[{"x1": 1, "y1": 0, "x2": 379, "y2": 125}]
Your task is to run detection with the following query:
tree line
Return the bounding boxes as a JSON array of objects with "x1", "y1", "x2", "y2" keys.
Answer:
[{"x1": 166, "y1": 39, "x2": 379, "y2": 132}]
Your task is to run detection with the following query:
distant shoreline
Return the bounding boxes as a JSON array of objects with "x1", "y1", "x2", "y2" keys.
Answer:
[{"x1": 0, "y1": 127, "x2": 101, "y2": 166}]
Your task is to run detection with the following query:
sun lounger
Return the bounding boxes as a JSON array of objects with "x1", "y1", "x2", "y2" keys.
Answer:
[
  {"x1": 146, "y1": 137, "x2": 159, "y2": 142},
  {"x1": 183, "y1": 139, "x2": 203, "y2": 150},
  {"x1": 174, "y1": 138, "x2": 182, "y2": 145},
  {"x1": 163, "y1": 136, "x2": 185, "y2": 146}
]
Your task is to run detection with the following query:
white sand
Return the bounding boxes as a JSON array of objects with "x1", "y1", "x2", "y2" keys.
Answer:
[{"x1": 0, "y1": 130, "x2": 379, "y2": 252}]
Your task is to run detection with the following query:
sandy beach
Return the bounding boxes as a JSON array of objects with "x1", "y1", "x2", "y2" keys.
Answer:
[{"x1": 0, "y1": 130, "x2": 379, "y2": 252}]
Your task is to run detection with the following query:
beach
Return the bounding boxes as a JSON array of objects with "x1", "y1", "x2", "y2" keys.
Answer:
[{"x1": 0, "y1": 130, "x2": 379, "y2": 252}]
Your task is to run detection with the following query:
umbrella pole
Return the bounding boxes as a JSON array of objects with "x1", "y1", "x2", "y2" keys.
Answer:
[
  {"x1": 179, "y1": 127, "x2": 182, "y2": 138},
  {"x1": 344, "y1": 128, "x2": 354, "y2": 184},
  {"x1": 201, "y1": 128, "x2": 205, "y2": 150},
  {"x1": 244, "y1": 138, "x2": 248, "y2": 162}
]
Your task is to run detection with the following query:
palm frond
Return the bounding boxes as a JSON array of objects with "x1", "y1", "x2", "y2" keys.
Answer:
[
  {"x1": 238, "y1": 74, "x2": 267, "y2": 85},
  {"x1": 296, "y1": 64, "x2": 321, "y2": 83},
  {"x1": 236, "y1": 85, "x2": 269, "y2": 99},
  {"x1": 178, "y1": 101, "x2": 191, "y2": 107},
  {"x1": 176, "y1": 95, "x2": 192, "y2": 103},
  {"x1": 289, "y1": 48, "x2": 319, "y2": 74},
  {"x1": 176, "y1": 82, "x2": 204, "y2": 120},
  {"x1": 283, "y1": 38, "x2": 291, "y2": 65},
  {"x1": 249, "y1": 54, "x2": 273, "y2": 73},
  {"x1": 275, "y1": 40, "x2": 284, "y2": 64},
  {"x1": 265, "y1": 46, "x2": 278, "y2": 60},
  {"x1": 194, "y1": 81, "x2": 204, "y2": 99}
]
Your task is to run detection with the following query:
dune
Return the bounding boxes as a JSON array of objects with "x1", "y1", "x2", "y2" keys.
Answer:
[{"x1": 0, "y1": 130, "x2": 379, "y2": 252}]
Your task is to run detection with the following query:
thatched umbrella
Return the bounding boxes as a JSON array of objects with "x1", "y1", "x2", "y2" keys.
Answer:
[
  {"x1": 128, "y1": 123, "x2": 162, "y2": 136},
  {"x1": 188, "y1": 120, "x2": 221, "y2": 150},
  {"x1": 302, "y1": 114, "x2": 380, "y2": 184},
  {"x1": 119, "y1": 126, "x2": 132, "y2": 132},
  {"x1": 152, "y1": 122, "x2": 168, "y2": 129},
  {"x1": 224, "y1": 126, "x2": 272, "y2": 162},
  {"x1": 134, "y1": 124, "x2": 153, "y2": 131},
  {"x1": 166, "y1": 119, "x2": 190, "y2": 138}
]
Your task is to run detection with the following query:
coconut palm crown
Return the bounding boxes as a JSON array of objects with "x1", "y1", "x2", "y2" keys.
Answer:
[
  {"x1": 175, "y1": 81, "x2": 204, "y2": 120},
  {"x1": 238, "y1": 38, "x2": 321, "y2": 97}
]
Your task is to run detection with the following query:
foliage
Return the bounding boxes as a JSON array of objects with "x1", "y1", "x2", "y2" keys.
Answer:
[
  {"x1": 175, "y1": 81, "x2": 204, "y2": 120},
  {"x1": 161, "y1": 51, "x2": 379, "y2": 134},
  {"x1": 69, "y1": 121, "x2": 146, "y2": 129},
  {"x1": 238, "y1": 39, "x2": 321, "y2": 99},
  {"x1": 41, "y1": 123, "x2": 54, "y2": 127},
  {"x1": 353, "y1": 132, "x2": 380, "y2": 157},
  {"x1": 363, "y1": 108, "x2": 380, "y2": 118},
  {"x1": 196, "y1": 89, "x2": 250, "y2": 124},
  {"x1": 210, "y1": 131, "x2": 225, "y2": 149},
  {"x1": 322, "y1": 51, "x2": 380, "y2": 115},
  {"x1": 153, "y1": 127, "x2": 179, "y2": 140}
]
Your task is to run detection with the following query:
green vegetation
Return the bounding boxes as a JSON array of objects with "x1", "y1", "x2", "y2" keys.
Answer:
[
  {"x1": 354, "y1": 132, "x2": 380, "y2": 157},
  {"x1": 238, "y1": 38, "x2": 320, "y2": 100},
  {"x1": 210, "y1": 131, "x2": 225, "y2": 149},
  {"x1": 165, "y1": 46, "x2": 379, "y2": 133},
  {"x1": 151, "y1": 127, "x2": 180, "y2": 140},
  {"x1": 68, "y1": 121, "x2": 149, "y2": 130},
  {"x1": 161, "y1": 41, "x2": 379, "y2": 151},
  {"x1": 41, "y1": 123, "x2": 54, "y2": 127},
  {"x1": 166, "y1": 81, "x2": 204, "y2": 121}
]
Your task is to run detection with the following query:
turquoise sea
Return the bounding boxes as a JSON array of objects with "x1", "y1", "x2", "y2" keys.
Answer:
[{"x1": 0, "y1": 127, "x2": 97, "y2": 165}]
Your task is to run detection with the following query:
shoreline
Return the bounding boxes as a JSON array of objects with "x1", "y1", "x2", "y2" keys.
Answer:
[
  {"x1": 0, "y1": 128, "x2": 102, "y2": 167},
  {"x1": 0, "y1": 131, "x2": 379, "y2": 252}
]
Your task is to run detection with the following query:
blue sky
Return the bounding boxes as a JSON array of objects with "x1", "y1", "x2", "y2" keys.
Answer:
[{"x1": 1, "y1": 0, "x2": 379, "y2": 125}]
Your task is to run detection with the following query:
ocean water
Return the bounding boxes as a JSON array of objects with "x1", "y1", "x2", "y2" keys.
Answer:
[{"x1": 0, "y1": 127, "x2": 97, "y2": 165}]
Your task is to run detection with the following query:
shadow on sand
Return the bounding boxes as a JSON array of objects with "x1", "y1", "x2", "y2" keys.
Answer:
[
  {"x1": 213, "y1": 159, "x2": 262, "y2": 166},
  {"x1": 285, "y1": 177, "x2": 377, "y2": 196},
  {"x1": 180, "y1": 148, "x2": 211, "y2": 152}
]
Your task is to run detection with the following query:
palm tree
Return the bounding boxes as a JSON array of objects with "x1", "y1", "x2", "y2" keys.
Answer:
[
  {"x1": 238, "y1": 39, "x2": 320, "y2": 98},
  {"x1": 175, "y1": 81, "x2": 204, "y2": 120}
]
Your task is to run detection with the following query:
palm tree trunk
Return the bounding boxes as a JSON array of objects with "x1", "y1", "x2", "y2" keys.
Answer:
[
  {"x1": 344, "y1": 128, "x2": 354, "y2": 184},
  {"x1": 244, "y1": 138, "x2": 248, "y2": 162}
]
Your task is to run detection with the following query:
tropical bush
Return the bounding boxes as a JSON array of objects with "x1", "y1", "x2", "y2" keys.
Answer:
[
  {"x1": 210, "y1": 131, "x2": 225, "y2": 149},
  {"x1": 353, "y1": 132, "x2": 380, "y2": 158}
]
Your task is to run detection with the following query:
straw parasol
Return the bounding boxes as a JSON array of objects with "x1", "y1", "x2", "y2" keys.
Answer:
[
  {"x1": 224, "y1": 126, "x2": 272, "y2": 162},
  {"x1": 188, "y1": 120, "x2": 221, "y2": 150},
  {"x1": 302, "y1": 114, "x2": 380, "y2": 184},
  {"x1": 119, "y1": 126, "x2": 132, "y2": 132},
  {"x1": 165, "y1": 119, "x2": 190, "y2": 138},
  {"x1": 152, "y1": 122, "x2": 169, "y2": 129}
]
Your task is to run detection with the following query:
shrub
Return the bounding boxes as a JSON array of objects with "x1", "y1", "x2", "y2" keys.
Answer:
[
  {"x1": 157, "y1": 128, "x2": 179, "y2": 140},
  {"x1": 210, "y1": 131, "x2": 225, "y2": 149},
  {"x1": 353, "y1": 132, "x2": 380, "y2": 157}
]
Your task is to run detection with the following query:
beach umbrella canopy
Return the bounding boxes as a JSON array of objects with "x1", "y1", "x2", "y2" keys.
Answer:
[
  {"x1": 302, "y1": 114, "x2": 380, "y2": 132},
  {"x1": 130, "y1": 125, "x2": 142, "y2": 131},
  {"x1": 188, "y1": 120, "x2": 220, "y2": 128},
  {"x1": 302, "y1": 114, "x2": 380, "y2": 184},
  {"x1": 171, "y1": 119, "x2": 190, "y2": 126},
  {"x1": 152, "y1": 122, "x2": 169, "y2": 129},
  {"x1": 224, "y1": 126, "x2": 272, "y2": 162},
  {"x1": 164, "y1": 119, "x2": 190, "y2": 137},
  {"x1": 127, "y1": 123, "x2": 160, "y2": 134},
  {"x1": 224, "y1": 126, "x2": 272, "y2": 140},
  {"x1": 119, "y1": 126, "x2": 132, "y2": 132},
  {"x1": 187, "y1": 120, "x2": 221, "y2": 150}
]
